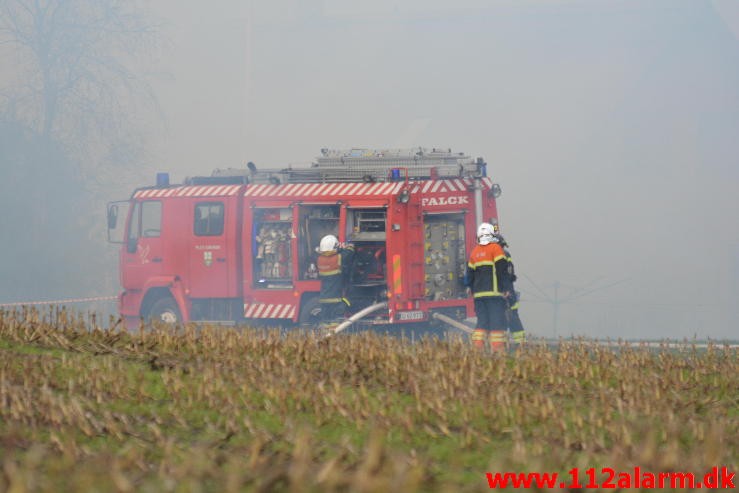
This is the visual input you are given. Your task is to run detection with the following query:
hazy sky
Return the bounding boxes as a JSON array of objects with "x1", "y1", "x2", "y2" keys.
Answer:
[{"x1": 130, "y1": 0, "x2": 739, "y2": 338}]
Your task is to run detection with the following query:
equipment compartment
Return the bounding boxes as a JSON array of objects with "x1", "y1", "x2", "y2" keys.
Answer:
[
  {"x1": 423, "y1": 214, "x2": 466, "y2": 301},
  {"x1": 253, "y1": 208, "x2": 293, "y2": 286}
]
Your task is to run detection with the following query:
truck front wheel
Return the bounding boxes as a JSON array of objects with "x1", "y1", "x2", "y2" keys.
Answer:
[{"x1": 148, "y1": 298, "x2": 182, "y2": 324}]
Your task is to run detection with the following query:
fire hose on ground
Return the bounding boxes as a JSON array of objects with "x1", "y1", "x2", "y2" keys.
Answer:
[
  {"x1": 324, "y1": 302, "x2": 388, "y2": 337},
  {"x1": 430, "y1": 312, "x2": 474, "y2": 334},
  {"x1": 324, "y1": 302, "x2": 474, "y2": 338}
]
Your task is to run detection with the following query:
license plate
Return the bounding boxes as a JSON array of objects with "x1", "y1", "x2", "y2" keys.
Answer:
[{"x1": 396, "y1": 310, "x2": 425, "y2": 321}]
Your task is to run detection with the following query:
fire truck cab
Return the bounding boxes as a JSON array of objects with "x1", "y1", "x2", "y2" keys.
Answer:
[{"x1": 107, "y1": 148, "x2": 502, "y2": 330}]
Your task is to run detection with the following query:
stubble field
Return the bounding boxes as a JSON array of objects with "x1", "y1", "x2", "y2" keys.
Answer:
[{"x1": 0, "y1": 307, "x2": 736, "y2": 492}]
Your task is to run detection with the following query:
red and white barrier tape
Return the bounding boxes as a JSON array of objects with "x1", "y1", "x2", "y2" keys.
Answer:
[{"x1": 0, "y1": 295, "x2": 118, "y2": 308}]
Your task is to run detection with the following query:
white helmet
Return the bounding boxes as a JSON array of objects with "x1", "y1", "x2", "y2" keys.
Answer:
[
  {"x1": 319, "y1": 234, "x2": 339, "y2": 253},
  {"x1": 477, "y1": 223, "x2": 496, "y2": 245}
]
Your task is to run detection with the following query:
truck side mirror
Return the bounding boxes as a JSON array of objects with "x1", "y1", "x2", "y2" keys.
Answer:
[
  {"x1": 107, "y1": 205, "x2": 118, "y2": 229},
  {"x1": 127, "y1": 236, "x2": 137, "y2": 253}
]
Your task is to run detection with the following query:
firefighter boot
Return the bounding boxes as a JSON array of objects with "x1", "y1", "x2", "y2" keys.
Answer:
[
  {"x1": 488, "y1": 330, "x2": 506, "y2": 352},
  {"x1": 471, "y1": 329, "x2": 487, "y2": 349},
  {"x1": 512, "y1": 330, "x2": 525, "y2": 345}
]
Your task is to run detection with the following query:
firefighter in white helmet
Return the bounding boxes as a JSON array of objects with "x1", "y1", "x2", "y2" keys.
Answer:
[
  {"x1": 316, "y1": 234, "x2": 355, "y2": 327},
  {"x1": 464, "y1": 222, "x2": 513, "y2": 351}
]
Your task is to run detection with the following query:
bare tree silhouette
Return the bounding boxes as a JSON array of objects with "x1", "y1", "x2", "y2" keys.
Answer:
[
  {"x1": 0, "y1": 0, "x2": 159, "y2": 302},
  {"x1": 0, "y1": 0, "x2": 157, "y2": 153}
]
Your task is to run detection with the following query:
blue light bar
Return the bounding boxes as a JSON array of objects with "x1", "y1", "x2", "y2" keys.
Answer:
[{"x1": 156, "y1": 172, "x2": 170, "y2": 187}]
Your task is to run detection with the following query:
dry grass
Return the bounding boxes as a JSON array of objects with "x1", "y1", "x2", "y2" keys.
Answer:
[{"x1": 0, "y1": 307, "x2": 736, "y2": 492}]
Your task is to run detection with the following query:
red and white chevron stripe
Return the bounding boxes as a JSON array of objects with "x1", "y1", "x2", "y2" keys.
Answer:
[
  {"x1": 243, "y1": 179, "x2": 490, "y2": 197},
  {"x1": 134, "y1": 185, "x2": 242, "y2": 198},
  {"x1": 243, "y1": 303, "x2": 296, "y2": 319},
  {"x1": 132, "y1": 178, "x2": 493, "y2": 200},
  {"x1": 415, "y1": 177, "x2": 485, "y2": 194},
  {"x1": 243, "y1": 181, "x2": 409, "y2": 197}
]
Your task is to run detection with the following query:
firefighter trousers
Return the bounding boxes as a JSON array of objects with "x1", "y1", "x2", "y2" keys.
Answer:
[
  {"x1": 507, "y1": 308, "x2": 524, "y2": 332},
  {"x1": 319, "y1": 298, "x2": 348, "y2": 323},
  {"x1": 507, "y1": 307, "x2": 525, "y2": 343},
  {"x1": 474, "y1": 297, "x2": 507, "y2": 332}
]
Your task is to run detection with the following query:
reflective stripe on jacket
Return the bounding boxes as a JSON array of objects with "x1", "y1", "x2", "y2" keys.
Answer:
[{"x1": 465, "y1": 243, "x2": 512, "y2": 298}]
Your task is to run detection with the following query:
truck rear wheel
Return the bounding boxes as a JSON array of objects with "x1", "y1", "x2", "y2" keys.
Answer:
[{"x1": 148, "y1": 298, "x2": 181, "y2": 324}]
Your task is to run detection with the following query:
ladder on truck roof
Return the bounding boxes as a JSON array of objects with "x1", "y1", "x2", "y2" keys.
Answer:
[{"x1": 210, "y1": 148, "x2": 485, "y2": 185}]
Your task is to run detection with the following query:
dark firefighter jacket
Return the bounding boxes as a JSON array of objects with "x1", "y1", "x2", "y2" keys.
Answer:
[
  {"x1": 502, "y1": 245, "x2": 521, "y2": 309},
  {"x1": 502, "y1": 246, "x2": 517, "y2": 284},
  {"x1": 317, "y1": 246, "x2": 355, "y2": 303},
  {"x1": 464, "y1": 242, "x2": 513, "y2": 298}
]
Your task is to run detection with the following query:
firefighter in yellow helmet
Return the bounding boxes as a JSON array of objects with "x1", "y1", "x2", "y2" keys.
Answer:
[
  {"x1": 316, "y1": 234, "x2": 355, "y2": 327},
  {"x1": 464, "y1": 223, "x2": 513, "y2": 351}
]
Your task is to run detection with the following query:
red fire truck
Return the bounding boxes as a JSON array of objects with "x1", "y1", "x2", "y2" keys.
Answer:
[{"x1": 107, "y1": 148, "x2": 502, "y2": 330}]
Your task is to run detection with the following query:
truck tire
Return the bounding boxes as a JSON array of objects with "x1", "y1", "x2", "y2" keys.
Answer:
[
  {"x1": 148, "y1": 297, "x2": 181, "y2": 324},
  {"x1": 298, "y1": 297, "x2": 322, "y2": 326}
]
